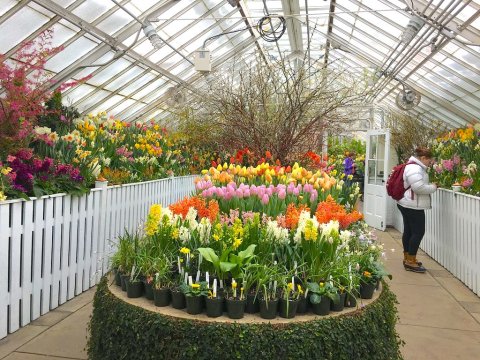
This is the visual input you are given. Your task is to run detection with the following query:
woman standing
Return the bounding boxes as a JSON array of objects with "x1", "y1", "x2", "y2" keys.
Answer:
[{"x1": 397, "y1": 147, "x2": 437, "y2": 273}]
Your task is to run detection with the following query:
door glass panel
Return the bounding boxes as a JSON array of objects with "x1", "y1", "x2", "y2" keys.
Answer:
[
  {"x1": 368, "y1": 159, "x2": 377, "y2": 185},
  {"x1": 369, "y1": 135, "x2": 377, "y2": 159}
]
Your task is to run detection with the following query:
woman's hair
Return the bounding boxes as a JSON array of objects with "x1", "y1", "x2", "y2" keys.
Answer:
[{"x1": 415, "y1": 146, "x2": 433, "y2": 158}]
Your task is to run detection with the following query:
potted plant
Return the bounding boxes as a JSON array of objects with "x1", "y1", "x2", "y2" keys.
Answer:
[
  {"x1": 180, "y1": 281, "x2": 209, "y2": 315},
  {"x1": 125, "y1": 265, "x2": 143, "y2": 298},
  {"x1": 150, "y1": 254, "x2": 173, "y2": 306},
  {"x1": 114, "y1": 232, "x2": 136, "y2": 291},
  {"x1": 330, "y1": 284, "x2": 347, "y2": 312},
  {"x1": 205, "y1": 285, "x2": 224, "y2": 318},
  {"x1": 359, "y1": 270, "x2": 376, "y2": 299},
  {"x1": 243, "y1": 265, "x2": 259, "y2": 314},
  {"x1": 255, "y1": 264, "x2": 281, "y2": 320},
  {"x1": 278, "y1": 279, "x2": 301, "y2": 319},
  {"x1": 225, "y1": 279, "x2": 246, "y2": 319},
  {"x1": 307, "y1": 281, "x2": 338, "y2": 316}
]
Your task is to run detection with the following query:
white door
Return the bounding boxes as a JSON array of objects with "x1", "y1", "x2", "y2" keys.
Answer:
[{"x1": 364, "y1": 129, "x2": 390, "y2": 231}]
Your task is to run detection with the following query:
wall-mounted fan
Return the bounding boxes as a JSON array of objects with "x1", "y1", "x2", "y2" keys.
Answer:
[
  {"x1": 165, "y1": 86, "x2": 186, "y2": 107},
  {"x1": 395, "y1": 85, "x2": 421, "y2": 110}
]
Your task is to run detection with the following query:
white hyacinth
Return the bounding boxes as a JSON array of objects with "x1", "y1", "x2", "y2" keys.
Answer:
[
  {"x1": 265, "y1": 220, "x2": 289, "y2": 245},
  {"x1": 179, "y1": 226, "x2": 191, "y2": 243},
  {"x1": 198, "y1": 217, "x2": 212, "y2": 244}
]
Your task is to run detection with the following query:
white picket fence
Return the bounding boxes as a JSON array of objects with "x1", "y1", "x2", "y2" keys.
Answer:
[
  {"x1": 0, "y1": 175, "x2": 197, "y2": 339},
  {"x1": 394, "y1": 188, "x2": 480, "y2": 295}
]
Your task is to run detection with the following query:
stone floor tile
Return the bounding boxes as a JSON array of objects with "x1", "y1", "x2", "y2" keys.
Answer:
[
  {"x1": 392, "y1": 283, "x2": 480, "y2": 331},
  {"x1": 56, "y1": 287, "x2": 95, "y2": 313},
  {"x1": 427, "y1": 269, "x2": 454, "y2": 278},
  {"x1": 459, "y1": 301, "x2": 480, "y2": 313},
  {"x1": 30, "y1": 310, "x2": 71, "y2": 327},
  {"x1": 471, "y1": 313, "x2": 480, "y2": 324},
  {"x1": 397, "y1": 324, "x2": 480, "y2": 360},
  {"x1": 384, "y1": 261, "x2": 440, "y2": 287},
  {"x1": 435, "y1": 277, "x2": 480, "y2": 303},
  {"x1": 0, "y1": 325, "x2": 47, "y2": 359},
  {"x1": 17, "y1": 303, "x2": 91, "y2": 360},
  {"x1": 3, "y1": 352, "x2": 75, "y2": 360}
]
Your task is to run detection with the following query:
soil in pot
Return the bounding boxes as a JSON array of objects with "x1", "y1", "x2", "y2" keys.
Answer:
[
  {"x1": 205, "y1": 297, "x2": 224, "y2": 318},
  {"x1": 279, "y1": 298, "x2": 299, "y2": 319},
  {"x1": 153, "y1": 287, "x2": 171, "y2": 307},
  {"x1": 259, "y1": 298, "x2": 279, "y2": 319},
  {"x1": 226, "y1": 298, "x2": 246, "y2": 319},
  {"x1": 171, "y1": 289, "x2": 186, "y2": 309}
]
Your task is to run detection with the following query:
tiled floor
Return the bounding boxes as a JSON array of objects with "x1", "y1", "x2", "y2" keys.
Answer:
[{"x1": 0, "y1": 228, "x2": 479, "y2": 359}]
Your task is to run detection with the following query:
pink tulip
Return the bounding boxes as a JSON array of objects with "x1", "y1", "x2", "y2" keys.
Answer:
[
  {"x1": 293, "y1": 187, "x2": 300, "y2": 196},
  {"x1": 278, "y1": 189, "x2": 286, "y2": 200},
  {"x1": 243, "y1": 189, "x2": 251, "y2": 197},
  {"x1": 261, "y1": 194, "x2": 270, "y2": 205}
]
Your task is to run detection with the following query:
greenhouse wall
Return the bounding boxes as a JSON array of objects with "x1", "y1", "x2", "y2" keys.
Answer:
[
  {"x1": 393, "y1": 189, "x2": 480, "y2": 295},
  {"x1": 0, "y1": 176, "x2": 196, "y2": 339}
]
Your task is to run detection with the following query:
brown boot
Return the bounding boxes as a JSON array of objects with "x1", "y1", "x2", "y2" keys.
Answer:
[
  {"x1": 404, "y1": 254, "x2": 426, "y2": 273},
  {"x1": 403, "y1": 251, "x2": 422, "y2": 266}
]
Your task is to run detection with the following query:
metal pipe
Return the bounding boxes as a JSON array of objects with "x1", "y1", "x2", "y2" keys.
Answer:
[{"x1": 110, "y1": 0, "x2": 193, "y2": 65}]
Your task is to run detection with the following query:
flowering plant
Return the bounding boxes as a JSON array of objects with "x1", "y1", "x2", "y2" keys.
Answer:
[
  {"x1": 430, "y1": 124, "x2": 480, "y2": 195},
  {"x1": 180, "y1": 281, "x2": 209, "y2": 297}
]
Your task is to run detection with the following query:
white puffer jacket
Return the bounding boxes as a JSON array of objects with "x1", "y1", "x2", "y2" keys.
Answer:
[{"x1": 397, "y1": 156, "x2": 437, "y2": 210}]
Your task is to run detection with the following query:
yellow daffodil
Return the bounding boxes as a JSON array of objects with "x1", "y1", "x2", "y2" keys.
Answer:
[{"x1": 180, "y1": 247, "x2": 190, "y2": 254}]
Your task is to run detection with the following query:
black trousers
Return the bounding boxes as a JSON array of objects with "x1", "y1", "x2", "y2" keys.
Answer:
[{"x1": 397, "y1": 204, "x2": 425, "y2": 256}]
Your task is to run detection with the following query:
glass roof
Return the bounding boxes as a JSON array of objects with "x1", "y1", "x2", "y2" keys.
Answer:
[{"x1": 0, "y1": 0, "x2": 479, "y2": 129}]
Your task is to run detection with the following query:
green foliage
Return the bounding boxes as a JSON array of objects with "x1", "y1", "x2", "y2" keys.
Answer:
[{"x1": 88, "y1": 276, "x2": 404, "y2": 360}]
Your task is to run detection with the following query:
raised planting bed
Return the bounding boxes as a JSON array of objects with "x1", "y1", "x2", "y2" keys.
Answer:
[{"x1": 88, "y1": 276, "x2": 403, "y2": 360}]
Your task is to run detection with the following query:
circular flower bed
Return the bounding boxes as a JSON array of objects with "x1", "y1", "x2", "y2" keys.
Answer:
[{"x1": 88, "y1": 277, "x2": 402, "y2": 360}]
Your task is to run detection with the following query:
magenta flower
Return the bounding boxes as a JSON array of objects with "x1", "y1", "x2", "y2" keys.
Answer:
[
  {"x1": 442, "y1": 159, "x2": 454, "y2": 171},
  {"x1": 462, "y1": 178, "x2": 473, "y2": 187}
]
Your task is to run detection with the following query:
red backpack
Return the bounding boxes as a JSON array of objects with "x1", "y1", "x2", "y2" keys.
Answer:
[{"x1": 386, "y1": 161, "x2": 416, "y2": 200}]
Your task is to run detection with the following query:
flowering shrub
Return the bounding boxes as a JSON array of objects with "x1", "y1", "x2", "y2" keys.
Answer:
[
  {"x1": 430, "y1": 124, "x2": 480, "y2": 195},
  {"x1": 0, "y1": 148, "x2": 86, "y2": 199}
]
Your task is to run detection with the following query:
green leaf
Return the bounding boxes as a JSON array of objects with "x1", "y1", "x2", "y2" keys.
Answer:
[
  {"x1": 237, "y1": 244, "x2": 256, "y2": 260},
  {"x1": 197, "y1": 248, "x2": 219, "y2": 266},
  {"x1": 219, "y1": 262, "x2": 237, "y2": 273}
]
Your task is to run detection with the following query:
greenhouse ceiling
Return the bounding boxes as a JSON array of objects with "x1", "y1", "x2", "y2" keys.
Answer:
[{"x1": 0, "y1": 0, "x2": 479, "y2": 129}]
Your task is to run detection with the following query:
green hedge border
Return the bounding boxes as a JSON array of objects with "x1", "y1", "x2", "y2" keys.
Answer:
[{"x1": 88, "y1": 276, "x2": 404, "y2": 360}]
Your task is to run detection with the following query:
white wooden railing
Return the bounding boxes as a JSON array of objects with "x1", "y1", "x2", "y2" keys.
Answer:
[
  {"x1": 0, "y1": 175, "x2": 196, "y2": 339},
  {"x1": 394, "y1": 189, "x2": 480, "y2": 296}
]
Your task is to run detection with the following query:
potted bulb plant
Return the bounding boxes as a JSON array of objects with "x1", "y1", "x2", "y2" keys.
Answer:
[
  {"x1": 225, "y1": 279, "x2": 246, "y2": 319},
  {"x1": 307, "y1": 281, "x2": 338, "y2": 316},
  {"x1": 180, "y1": 281, "x2": 209, "y2": 315}
]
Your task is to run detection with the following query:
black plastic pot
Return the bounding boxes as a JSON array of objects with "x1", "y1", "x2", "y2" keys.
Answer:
[
  {"x1": 360, "y1": 282, "x2": 376, "y2": 299},
  {"x1": 143, "y1": 281, "x2": 154, "y2": 300},
  {"x1": 296, "y1": 296, "x2": 308, "y2": 313},
  {"x1": 185, "y1": 296, "x2": 203, "y2": 315},
  {"x1": 205, "y1": 297, "x2": 224, "y2": 318},
  {"x1": 311, "y1": 295, "x2": 330, "y2": 316},
  {"x1": 330, "y1": 292, "x2": 347, "y2": 312},
  {"x1": 171, "y1": 289, "x2": 186, "y2": 309},
  {"x1": 153, "y1": 288, "x2": 171, "y2": 307},
  {"x1": 226, "y1": 298, "x2": 246, "y2": 319},
  {"x1": 259, "y1": 299, "x2": 279, "y2": 320},
  {"x1": 279, "y1": 298, "x2": 299, "y2": 319},
  {"x1": 245, "y1": 293, "x2": 259, "y2": 314},
  {"x1": 120, "y1": 274, "x2": 129, "y2": 291},
  {"x1": 126, "y1": 279, "x2": 143, "y2": 298},
  {"x1": 114, "y1": 271, "x2": 122, "y2": 287},
  {"x1": 344, "y1": 292, "x2": 357, "y2": 308}
]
